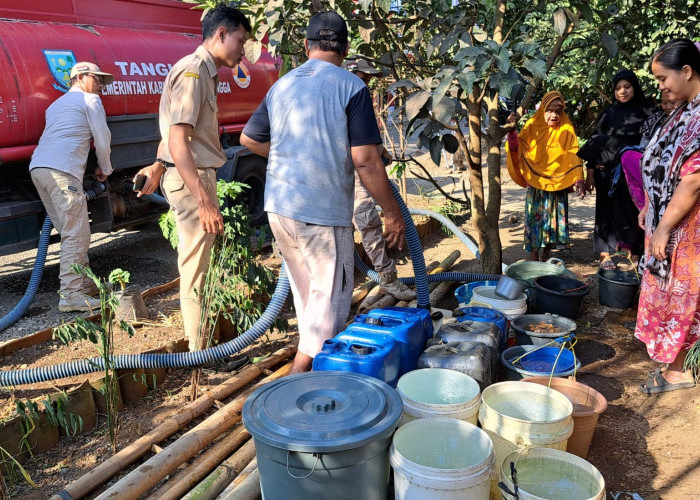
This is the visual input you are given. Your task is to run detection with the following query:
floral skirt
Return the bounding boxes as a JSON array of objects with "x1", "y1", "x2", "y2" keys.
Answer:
[
  {"x1": 524, "y1": 187, "x2": 569, "y2": 252},
  {"x1": 634, "y1": 203, "x2": 700, "y2": 363}
]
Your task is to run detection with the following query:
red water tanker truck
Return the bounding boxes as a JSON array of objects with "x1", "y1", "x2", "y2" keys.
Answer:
[{"x1": 0, "y1": 0, "x2": 277, "y2": 255}]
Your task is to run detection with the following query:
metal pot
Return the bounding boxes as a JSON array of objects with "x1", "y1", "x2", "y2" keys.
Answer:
[{"x1": 494, "y1": 275, "x2": 526, "y2": 300}]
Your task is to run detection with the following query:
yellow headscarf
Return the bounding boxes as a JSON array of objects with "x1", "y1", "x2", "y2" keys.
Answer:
[{"x1": 506, "y1": 91, "x2": 584, "y2": 191}]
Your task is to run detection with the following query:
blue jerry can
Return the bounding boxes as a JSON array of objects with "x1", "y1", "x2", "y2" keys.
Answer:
[
  {"x1": 372, "y1": 306, "x2": 434, "y2": 342},
  {"x1": 349, "y1": 309, "x2": 426, "y2": 375},
  {"x1": 312, "y1": 331, "x2": 401, "y2": 387}
]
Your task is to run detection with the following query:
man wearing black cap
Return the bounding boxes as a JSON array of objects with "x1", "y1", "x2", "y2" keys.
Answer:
[
  {"x1": 345, "y1": 57, "x2": 416, "y2": 301},
  {"x1": 241, "y1": 11, "x2": 406, "y2": 373}
]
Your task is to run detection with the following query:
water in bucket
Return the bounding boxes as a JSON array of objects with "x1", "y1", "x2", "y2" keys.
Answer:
[{"x1": 499, "y1": 448, "x2": 606, "y2": 500}]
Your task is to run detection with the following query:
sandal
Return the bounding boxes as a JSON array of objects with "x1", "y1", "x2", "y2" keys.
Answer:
[
  {"x1": 646, "y1": 365, "x2": 668, "y2": 378},
  {"x1": 639, "y1": 371, "x2": 696, "y2": 394}
]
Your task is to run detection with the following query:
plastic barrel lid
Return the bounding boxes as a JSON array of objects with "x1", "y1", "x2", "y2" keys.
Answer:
[{"x1": 242, "y1": 371, "x2": 403, "y2": 453}]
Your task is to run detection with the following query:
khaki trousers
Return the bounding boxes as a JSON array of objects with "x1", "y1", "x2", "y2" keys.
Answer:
[
  {"x1": 268, "y1": 213, "x2": 354, "y2": 357},
  {"x1": 162, "y1": 167, "x2": 218, "y2": 350},
  {"x1": 352, "y1": 172, "x2": 394, "y2": 273},
  {"x1": 30, "y1": 168, "x2": 91, "y2": 300}
]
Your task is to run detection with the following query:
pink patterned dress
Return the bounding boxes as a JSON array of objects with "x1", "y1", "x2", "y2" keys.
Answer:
[{"x1": 635, "y1": 98, "x2": 700, "y2": 363}]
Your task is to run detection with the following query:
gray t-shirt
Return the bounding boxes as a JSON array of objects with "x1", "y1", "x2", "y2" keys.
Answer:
[{"x1": 243, "y1": 58, "x2": 381, "y2": 226}]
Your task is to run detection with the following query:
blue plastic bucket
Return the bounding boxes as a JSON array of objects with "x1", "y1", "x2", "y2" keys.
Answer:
[
  {"x1": 501, "y1": 346, "x2": 580, "y2": 380},
  {"x1": 454, "y1": 281, "x2": 499, "y2": 307}
]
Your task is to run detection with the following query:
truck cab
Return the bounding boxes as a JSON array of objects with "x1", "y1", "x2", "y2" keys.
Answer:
[{"x1": 0, "y1": 0, "x2": 276, "y2": 255}]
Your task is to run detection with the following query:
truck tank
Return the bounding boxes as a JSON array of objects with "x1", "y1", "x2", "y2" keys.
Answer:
[{"x1": 0, "y1": 0, "x2": 277, "y2": 255}]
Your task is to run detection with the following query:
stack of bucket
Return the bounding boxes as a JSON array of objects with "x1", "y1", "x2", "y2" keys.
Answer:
[{"x1": 243, "y1": 369, "x2": 607, "y2": 500}]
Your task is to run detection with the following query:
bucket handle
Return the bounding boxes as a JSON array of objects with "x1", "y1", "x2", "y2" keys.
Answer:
[
  {"x1": 286, "y1": 451, "x2": 321, "y2": 479},
  {"x1": 497, "y1": 461, "x2": 520, "y2": 499}
]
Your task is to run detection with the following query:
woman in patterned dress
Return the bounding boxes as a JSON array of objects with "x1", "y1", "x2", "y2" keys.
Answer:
[
  {"x1": 506, "y1": 91, "x2": 586, "y2": 262},
  {"x1": 636, "y1": 39, "x2": 700, "y2": 394}
]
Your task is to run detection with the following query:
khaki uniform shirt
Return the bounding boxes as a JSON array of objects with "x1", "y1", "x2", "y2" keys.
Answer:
[{"x1": 158, "y1": 45, "x2": 226, "y2": 169}]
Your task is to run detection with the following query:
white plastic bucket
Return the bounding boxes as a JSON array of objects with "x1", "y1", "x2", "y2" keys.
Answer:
[
  {"x1": 499, "y1": 447, "x2": 605, "y2": 500},
  {"x1": 472, "y1": 286, "x2": 527, "y2": 310},
  {"x1": 397, "y1": 368, "x2": 481, "y2": 426},
  {"x1": 478, "y1": 381, "x2": 573, "y2": 500},
  {"x1": 390, "y1": 417, "x2": 494, "y2": 500},
  {"x1": 497, "y1": 304, "x2": 528, "y2": 321}
]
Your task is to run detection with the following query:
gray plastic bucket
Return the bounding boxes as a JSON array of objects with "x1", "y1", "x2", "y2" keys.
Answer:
[{"x1": 242, "y1": 371, "x2": 403, "y2": 500}]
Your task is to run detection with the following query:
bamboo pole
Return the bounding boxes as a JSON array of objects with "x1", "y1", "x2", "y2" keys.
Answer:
[
  {"x1": 144, "y1": 426, "x2": 252, "y2": 500},
  {"x1": 95, "y1": 362, "x2": 292, "y2": 500},
  {"x1": 215, "y1": 458, "x2": 258, "y2": 500},
  {"x1": 357, "y1": 283, "x2": 383, "y2": 312},
  {"x1": 181, "y1": 440, "x2": 256, "y2": 500},
  {"x1": 428, "y1": 281, "x2": 454, "y2": 306},
  {"x1": 218, "y1": 468, "x2": 260, "y2": 500},
  {"x1": 351, "y1": 279, "x2": 378, "y2": 306},
  {"x1": 51, "y1": 344, "x2": 296, "y2": 500}
]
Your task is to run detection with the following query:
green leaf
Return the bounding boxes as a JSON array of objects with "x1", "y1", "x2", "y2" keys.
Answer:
[
  {"x1": 577, "y1": 2, "x2": 594, "y2": 23},
  {"x1": 456, "y1": 71, "x2": 476, "y2": 92},
  {"x1": 432, "y1": 97, "x2": 456, "y2": 126},
  {"x1": 454, "y1": 45, "x2": 484, "y2": 62},
  {"x1": 552, "y1": 7, "x2": 568, "y2": 36},
  {"x1": 429, "y1": 136, "x2": 443, "y2": 166},
  {"x1": 406, "y1": 91, "x2": 431, "y2": 122},
  {"x1": 387, "y1": 79, "x2": 419, "y2": 92},
  {"x1": 432, "y1": 74, "x2": 454, "y2": 105},
  {"x1": 601, "y1": 32, "x2": 618, "y2": 58},
  {"x1": 497, "y1": 47, "x2": 510, "y2": 74},
  {"x1": 427, "y1": 33, "x2": 445, "y2": 59},
  {"x1": 523, "y1": 58, "x2": 547, "y2": 79}
]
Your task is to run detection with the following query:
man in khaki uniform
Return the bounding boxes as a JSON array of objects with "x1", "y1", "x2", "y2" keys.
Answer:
[{"x1": 136, "y1": 5, "x2": 250, "y2": 350}]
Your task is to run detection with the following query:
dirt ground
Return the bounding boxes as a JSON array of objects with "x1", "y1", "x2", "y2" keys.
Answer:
[{"x1": 1, "y1": 161, "x2": 699, "y2": 499}]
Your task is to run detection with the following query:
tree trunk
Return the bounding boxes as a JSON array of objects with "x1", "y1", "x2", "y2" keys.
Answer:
[
  {"x1": 482, "y1": 93, "x2": 504, "y2": 274},
  {"x1": 465, "y1": 87, "x2": 494, "y2": 272}
]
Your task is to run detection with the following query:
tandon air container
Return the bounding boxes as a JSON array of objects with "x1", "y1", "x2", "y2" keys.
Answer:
[{"x1": 312, "y1": 331, "x2": 401, "y2": 386}]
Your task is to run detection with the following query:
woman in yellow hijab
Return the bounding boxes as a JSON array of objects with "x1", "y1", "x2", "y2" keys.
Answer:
[{"x1": 506, "y1": 91, "x2": 586, "y2": 261}]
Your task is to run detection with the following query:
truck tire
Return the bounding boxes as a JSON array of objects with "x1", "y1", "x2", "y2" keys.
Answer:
[{"x1": 234, "y1": 154, "x2": 267, "y2": 227}]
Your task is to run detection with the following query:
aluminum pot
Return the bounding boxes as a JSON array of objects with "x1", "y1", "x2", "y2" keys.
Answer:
[{"x1": 494, "y1": 275, "x2": 526, "y2": 300}]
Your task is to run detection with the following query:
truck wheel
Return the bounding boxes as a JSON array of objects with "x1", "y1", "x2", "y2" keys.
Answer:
[{"x1": 234, "y1": 155, "x2": 267, "y2": 227}]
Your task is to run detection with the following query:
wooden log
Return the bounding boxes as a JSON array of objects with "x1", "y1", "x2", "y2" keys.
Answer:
[
  {"x1": 357, "y1": 283, "x2": 383, "y2": 312},
  {"x1": 144, "y1": 426, "x2": 252, "y2": 500},
  {"x1": 351, "y1": 279, "x2": 378, "y2": 306},
  {"x1": 51, "y1": 343, "x2": 296, "y2": 500},
  {"x1": 94, "y1": 363, "x2": 292, "y2": 500},
  {"x1": 214, "y1": 458, "x2": 258, "y2": 500},
  {"x1": 180, "y1": 440, "x2": 256, "y2": 500},
  {"x1": 429, "y1": 281, "x2": 454, "y2": 306},
  {"x1": 219, "y1": 468, "x2": 260, "y2": 500}
]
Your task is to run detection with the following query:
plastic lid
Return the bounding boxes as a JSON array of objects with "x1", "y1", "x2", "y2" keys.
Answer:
[{"x1": 242, "y1": 371, "x2": 403, "y2": 452}]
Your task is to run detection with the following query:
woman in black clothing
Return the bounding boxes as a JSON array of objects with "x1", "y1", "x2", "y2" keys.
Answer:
[{"x1": 579, "y1": 69, "x2": 656, "y2": 262}]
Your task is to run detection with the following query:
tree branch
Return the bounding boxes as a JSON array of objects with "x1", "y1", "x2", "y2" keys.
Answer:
[{"x1": 407, "y1": 156, "x2": 471, "y2": 208}]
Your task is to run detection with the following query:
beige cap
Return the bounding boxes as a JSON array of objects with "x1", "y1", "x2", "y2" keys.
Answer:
[{"x1": 69, "y1": 62, "x2": 114, "y2": 84}]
